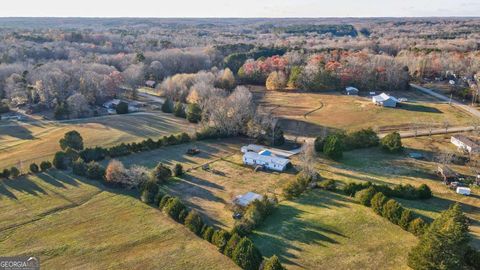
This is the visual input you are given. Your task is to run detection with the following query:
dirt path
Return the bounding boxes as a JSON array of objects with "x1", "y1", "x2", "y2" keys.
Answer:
[{"x1": 303, "y1": 101, "x2": 324, "y2": 119}]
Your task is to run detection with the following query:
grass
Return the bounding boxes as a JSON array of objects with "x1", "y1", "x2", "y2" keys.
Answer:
[
  {"x1": 0, "y1": 112, "x2": 195, "y2": 171},
  {"x1": 250, "y1": 85, "x2": 475, "y2": 136},
  {"x1": 250, "y1": 190, "x2": 417, "y2": 270},
  {"x1": 0, "y1": 171, "x2": 238, "y2": 270}
]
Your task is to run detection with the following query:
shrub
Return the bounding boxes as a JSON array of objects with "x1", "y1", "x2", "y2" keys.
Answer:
[
  {"x1": 107, "y1": 143, "x2": 131, "y2": 157},
  {"x1": 59, "y1": 130, "x2": 84, "y2": 151},
  {"x1": 323, "y1": 134, "x2": 344, "y2": 160},
  {"x1": 314, "y1": 136, "x2": 325, "y2": 153},
  {"x1": 173, "y1": 102, "x2": 186, "y2": 118},
  {"x1": 344, "y1": 128, "x2": 379, "y2": 150},
  {"x1": 355, "y1": 186, "x2": 377, "y2": 206},
  {"x1": 231, "y1": 220, "x2": 255, "y2": 237},
  {"x1": 232, "y1": 237, "x2": 263, "y2": 270},
  {"x1": 115, "y1": 101, "x2": 129, "y2": 114},
  {"x1": 1, "y1": 169, "x2": 10, "y2": 179},
  {"x1": 224, "y1": 233, "x2": 242, "y2": 258},
  {"x1": 173, "y1": 163, "x2": 184, "y2": 177},
  {"x1": 318, "y1": 179, "x2": 336, "y2": 191},
  {"x1": 417, "y1": 184, "x2": 432, "y2": 199},
  {"x1": 178, "y1": 209, "x2": 188, "y2": 224},
  {"x1": 165, "y1": 134, "x2": 178, "y2": 145},
  {"x1": 79, "y1": 147, "x2": 107, "y2": 162},
  {"x1": 408, "y1": 218, "x2": 428, "y2": 236},
  {"x1": 29, "y1": 163, "x2": 39, "y2": 174},
  {"x1": 186, "y1": 103, "x2": 202, "y2": 123},
  {"x1": 282, "y1": 174, "x2": 312, "y2": 199},
  {"x1": 163, "y1": 197, "x2": 186, "y2": 221},
  {"x1": 161, "y1": 98, "x2": 173, "y2": 113},
  {"x1": 399, "y1": 209, "x2": 414, "y2": 230},
  {"x1": 53, "y1": 151, "x2": 68, "y2": 170},
  {"x1": 185, "y1": 210, "x2": 204, "y2": 235},
  {"x1": 343, "y1": 182, "x2": 372, "y2": 197},
  {"x1": 382, "y1": 199, "x2": 403, "y2": 224},
  {"x1": 371, "y1": 192, "x2": 388, "y2": 215},
  {"x1": 151, "y1": 163, "x2": 172, "y2": 183},
  {"x1": 40, "y1": 161, "x2": 52, "y2": 171},
  {"x1": 177, "y1": 132, "x2": 191, "y2": 143},
  {"x1": 158, "y1": 194, "x2": 172, "y2": 209},
  {"x1": 263, "y1": 255, "x2": 286, "y2": 270},
  {"x1": 72, "y1": 159, "x2": 87, "y2": 176},
  {"x1": 380, "y1": 132, "x2": 402, "y2": 153},
  {"x1": 212, "y1": 230, "x2": 231, "y2": 253},
  {"x1": 10, "y1": 167, "x2": 20, "y2": 178},
  {"x1": 202, "y1": 226, "x2": 215, "y2": 242},
  {"x1": 85, "y1": 162, "x2": 105, "y2": 180}
]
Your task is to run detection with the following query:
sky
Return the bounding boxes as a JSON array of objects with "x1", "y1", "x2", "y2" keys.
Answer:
[{"x1": 1, "y1": 0, "x2": 479, "y2": 17}]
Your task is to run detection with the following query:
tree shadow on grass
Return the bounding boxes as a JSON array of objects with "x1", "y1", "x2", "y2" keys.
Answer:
[
  {"x1": 0, "y1": 176, "x2": 47, "y2": 199},
  {"x1": 396, "y1": 103, "x2": 443, "y2": 113},
  {"x1": 251, "y1": 190, "x2": 348, "y2": 267}
]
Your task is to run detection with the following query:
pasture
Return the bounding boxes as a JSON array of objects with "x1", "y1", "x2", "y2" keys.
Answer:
[
  {"x1": 0, "y1": 112, "x2": 195, "y2": 171},
  {"x1": 0, "y1": 171, "x2": 238, "y2": 270},
  {"x1": 250, "y1": 86, "x2": 476, "y2": 136}
]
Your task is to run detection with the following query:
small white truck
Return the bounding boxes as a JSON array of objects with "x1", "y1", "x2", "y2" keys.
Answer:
[{"x1": 456, "y1": 187, "x2": 471, "y2": 196}]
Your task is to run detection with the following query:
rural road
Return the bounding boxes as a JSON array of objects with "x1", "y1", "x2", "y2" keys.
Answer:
[{"x1": 410, "y1": 83, "x2": 480, "y2": 118}]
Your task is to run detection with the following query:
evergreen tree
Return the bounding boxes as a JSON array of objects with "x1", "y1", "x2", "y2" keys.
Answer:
[
  {"x1": 263, "y1": 255, "x2": 286, "y2": 270},
  {"x1": 59, "y1": 130, "x2": 84, "y2": 151},
  {"x1": 211, "y1": 230, "x2": 231, "y2": 253},
  {"x1": 202, "y1": 226, "x2": 215, "y2": 242},
  {"x1": 232, "y1": 237, "x2": 263, "y2": 270},
  {"x1": 398, "y1": 209, "x2": 414, "y2": 230},
  {"x1": 408, "y1": 218, "x2": 428, "y2": 236},
  {"x1": 382, "y1": 199, "x2": 403, "y2": 224},
  {"x1": 186, "y1": 103, "x2": 202, "y2": 123},
  {"x1": 224, "y1": 233, "x2": 241, "y2": 258},
  {"x1": 380, "y1": 131, "x2": 402, "y2": 153},
  {"x1": 115, "y1": 101, "x2": 129, "y2": 114},
  {"x1": 53, "y1": 151, "x2": 68, "y2": 170},
  {"x1": 173, "y1": 102, "x2": 186, "y2": 118},
  {"x1": 151, "y1": 162, "x2": 172, "y2": 183},
  {"x1": 323, "y1": 134, "x2": 344, "y2": 160},
  {"x1": 355, "y1": 186, "x2": 377, "y2": 206},
  {"x1": 371, "y1": 192, "x2": 388, "y2": 215},
  {"x1": 185, "y1": 210, "x2": 204, "y2": 235},
  {"x1": 161, "y1": 98, "x2": 173, "y2": 113},
  {"x1": 408, "y1": 203, "x2": 471, "y2": 270}
]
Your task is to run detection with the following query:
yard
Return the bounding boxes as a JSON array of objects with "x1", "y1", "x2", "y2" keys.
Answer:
[
  {"x1": 250, "y1": 85, "x2": 475, "y2": 136},
  {"x1": 0, "y1": 171, "x2": 238, "y2": 269},
  {"x1": 0, "y1": 112, "x2": 195, "y2": 171}
]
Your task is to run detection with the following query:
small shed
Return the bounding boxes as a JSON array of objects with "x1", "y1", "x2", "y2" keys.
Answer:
[
  {"x1": 437, "y1": 165, "x2": 458, "y2": 183},
  {"x1": 145, "y1": 80, "x2": 156, "y2": 88},
  {"x1": 372, "y1": 93, "x2": 398, "y2": 108},
  {"x1": 233, "y1": 192, "x2": 263, "y2": 207},
  {"x1": 345, "y1": 86, "x2": 359, "y2": 95},
  {"x1": 456, "y1": 187, "x2": 471, "y2": 196}
]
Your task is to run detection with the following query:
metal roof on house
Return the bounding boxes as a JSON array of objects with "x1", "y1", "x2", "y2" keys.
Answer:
[
  {"x1": 372, "y1": 93, "x2": 398, "y2": 103},
  {"x1": 452, "y1": 135, "x2": 480, "y2": 149},
  {"x1": 234, "y1": 192, "x2": 263, "y2": 207},
  {"x1": 243, "y1": 151, "x2": 291, "y2": 166}
]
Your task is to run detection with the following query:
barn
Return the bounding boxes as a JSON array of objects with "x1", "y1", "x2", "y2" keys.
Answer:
[{"x1": 372, "y1": 93, "x2": 398, "y2": 107}]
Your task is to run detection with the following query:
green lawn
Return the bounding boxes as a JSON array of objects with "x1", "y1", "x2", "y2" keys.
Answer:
[
  {"x1": 0, "y1": 171, "x2": 238, "y2": 270},
  {"x1": 251, "y1": 190, "x2": 417, "y2": 270}
]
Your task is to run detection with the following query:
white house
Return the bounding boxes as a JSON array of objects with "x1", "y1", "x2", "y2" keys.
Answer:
[
  {"x1": 372, "y1": 93, "x2": 398, "y2": 107},
  {"x1": 233, "y1": 192, "x2": 263, "y2": 207},
  {"x1": 243, "y1": 150, "x2": 291, "y2": 172},
  {"x1": 451, "y1": 135, "x2": 480, "y2": 154},
  {"x1": 345, "y1": 86, "x2": 359, "y2": 95}
]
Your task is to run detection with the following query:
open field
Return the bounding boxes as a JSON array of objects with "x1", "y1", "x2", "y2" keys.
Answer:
[
  {"x1": 0, "y1": 171, "x2": 238, "y2": 270},
  {"x1": 0, "y1": 112, "x2": 195, "y2": 171},
  {"x1": 250, "y1": 86, "x2": 476, "y2": 136},
  {"x1": 251, "y1": 190, "x2": 417, "y2": 270}
]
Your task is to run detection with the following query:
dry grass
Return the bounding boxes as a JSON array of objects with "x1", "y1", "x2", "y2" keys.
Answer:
[
  {"x1": 250, "y1": 85, "x2": 475, "y2": 136},
  {"x1": 0, "y1": 171, "x2": 238, "y2": 270},
  {"x1": 0, "y1": 112, "x2": 195, "y2": 171}
]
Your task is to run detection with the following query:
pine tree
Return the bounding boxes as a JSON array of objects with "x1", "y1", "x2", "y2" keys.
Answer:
[
  {"x1": 232, "y1": 237, "x2": 263, "y2": 270},
  {"x1": 263, "y1": 255, "x2": 286, "y2": 270},
  {"x1": 370, "y1": 192, "x2": 388, "y2": 215},
  {"x1": 224, "y1": 233, "x2": 241, "y2": 258}
]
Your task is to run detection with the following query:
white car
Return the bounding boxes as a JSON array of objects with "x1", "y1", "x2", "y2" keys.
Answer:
[{"x1": 398, "y1": 98, "x2": 408, "y2": 102}]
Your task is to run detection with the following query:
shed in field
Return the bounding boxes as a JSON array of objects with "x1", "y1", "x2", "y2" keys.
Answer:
[
  {"x1": 372, "y1": 93, "x2": 398, "y2": 107},
  {"x1": 233, "y1": 192, "x2": 263, "y2": 207},
  {"x1": 451, "y1": 135, "x2": 480, "y2": 154},
  {"x1": 345, "y1": 86, "x2": 359, "y2": 95}
]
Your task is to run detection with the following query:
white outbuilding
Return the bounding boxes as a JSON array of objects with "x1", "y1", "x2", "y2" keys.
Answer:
[
  {"x1": 456, "y1": 187, "x2": 471, "y2": 196},
  {"x1": 372, "y1": 93, "x2": 398, "y2": 107},
  {"x1": 242, "y1": 150, "x2": 292, "y2": 172},
  {"x1": 345, "y1": 86, "x2": 359, "y2": 95},
  {"x1": 233, "y1": 192, "x2": 263, "y2": 207},
  {"x1": 451, "y1": 135, "x2": 480, "y2": 154}
]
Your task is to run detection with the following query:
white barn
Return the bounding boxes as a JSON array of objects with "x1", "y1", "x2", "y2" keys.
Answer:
[
  {"x1": 372, "y1": 93, "x2": 398, "y2": 107},
  {"x1": 451, "y1": 135, "x2": 480, "y2": 154},
  {"x1": 243, "y1": 150, "x2": 291, "y2": 172},
  {"x1": 233, "y1": 192, "x2": 263, "y2": 207}
]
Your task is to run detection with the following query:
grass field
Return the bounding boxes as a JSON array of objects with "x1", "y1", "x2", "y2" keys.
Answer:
[
  {"x1": 0, "y1": 112, "x2": 195, "y2": 171},
  {"x1": 250, "y1": 85, "x2": 476, "y2": 136},
  {"x1": 0, "y1": 171, "x2": 238, "y2": 270},
  {"x1": 251, "y1": 190, "x2": 417, "y2": 270}
]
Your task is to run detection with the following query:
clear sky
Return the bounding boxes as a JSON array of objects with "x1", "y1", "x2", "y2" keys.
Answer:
[{"x1": 1, "y1": 0, "x2": 479, "y2": 17}]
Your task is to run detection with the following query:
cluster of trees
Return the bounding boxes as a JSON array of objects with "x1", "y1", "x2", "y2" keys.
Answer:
[
  {"x1": 314, "y1": 128, "x2": 381, "y2": 160},
  {"x1": 408, "y1": 203, "x2": 480, "y2": 269},
  {"x1": 232, "y1": 195, "x2": 278, "y2": 237},
  {"x1": 355, "y1": 188, "x2": 428, "y2": 236},
  {"x1": 146, "y1": 188, "x2": 284, "y2": 270},
  {"x1": 343, "y1": 181, "x2": 432, "y2": 200},
  {"x1": 282, "y1": 173, "x2": 316, "y2": 199}
]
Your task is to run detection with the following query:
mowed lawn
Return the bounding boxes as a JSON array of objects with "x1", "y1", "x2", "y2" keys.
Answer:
[
  {"x1": 251, "y1": 190, "x2": 417, "y2": 270},
  {"x1": 250, "y1": 85, "x2": 475, "y2": 136},
  {"x1": 0, "y1": 171, "x2": 238, "y2": 270},
  {"x1": 0, "y1": 112, "x2": 195, "y2": 171}
]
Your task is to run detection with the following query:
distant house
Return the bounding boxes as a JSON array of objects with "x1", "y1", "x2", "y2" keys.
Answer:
[
  {"x1": 372, "y1": 93, "x2": 398, "y2": 107},
  {"x1": 345, "y1": 86, "x2": 359, "y2": 95},
  {"x1": 451, "y1": 135, "x2": 480, "y2": 154},
  {"x1": 103, "y1": 99, "x2": 121, "y2": 109},
  {"x1": 437, "y1": 165, "x2": 458, "y2": 183},
  {"x1": 242, "y1": 149, "x2": 292, "y2": 172},
  {"x1": 233, "y1": 192, "x2": 263, "y2": 207},
  {"x1": 145, "y1": 80, "x2": 156, "y2": 88}
]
